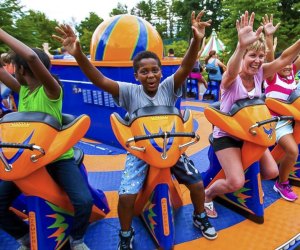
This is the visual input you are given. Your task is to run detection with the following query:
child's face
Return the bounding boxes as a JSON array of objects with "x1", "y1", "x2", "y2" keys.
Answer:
[
  {"x1": 135, "y1": 58, "x2": 162, "y2": 97},
  {"x1": 242, "y1": 49, "x2": 265, "y2": 75},
  {"x1": 278, "y1": 64, "x2": 293, "y2": 78}
]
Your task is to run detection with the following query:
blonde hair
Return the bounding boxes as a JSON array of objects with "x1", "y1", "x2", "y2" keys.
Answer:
[{"x1": 244, "y1": 33, "x2": 266, "y2": 56}]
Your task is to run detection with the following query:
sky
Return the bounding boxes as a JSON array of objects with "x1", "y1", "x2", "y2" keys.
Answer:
[{"x1": 19, "y1": 0, "x2": 141, "y2": 24}]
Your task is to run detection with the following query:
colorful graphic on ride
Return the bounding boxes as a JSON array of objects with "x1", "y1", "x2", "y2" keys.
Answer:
[
  {"x1": 204, "y1": 97, "x2": 284, "y2": 223},
  {"x1": 0, "y1": 112, "x2": 110, "y2": 249},
  {"x1": 111, "y1": 106, "x2": 199, "y2": 249}
]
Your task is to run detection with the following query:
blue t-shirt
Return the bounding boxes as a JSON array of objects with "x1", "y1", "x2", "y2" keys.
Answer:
[{"x1": 206, "y1": 59, "x2": 222, "y2": 81}]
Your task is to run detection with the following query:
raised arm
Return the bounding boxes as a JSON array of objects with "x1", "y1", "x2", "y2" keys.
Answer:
[
  {"x1": 217, "y1": 58, "x2": 227, "y2": 72},
  {"x1": 198, "y1": 38, "x2": 206, "y2": 57},
  {"x1": 294, "y1": 54, "x2": 300, "y2": 72},
  {"x1": 42, "y1": 43, "x2": 54, "y2": 59},
  {"x1": 0, "y1": 28, "x2": 61, "y2": 99},
  {"x1": 263, "y1": 14, "x2": 280, "y2": 63},
  {"x1": 0, "y1": 65, "x2": 20, "y2": 93},
  {"x1": 263, "y1": 39, "x2": 300, "y2": 79},
  {"x1": 173, "y1": 10, "x2": 211, "y2": 91},
  {"x1": 221, "y1": 11, "x2": 263, "y2": 90},
  {"x1": 52, "y1": 25, "x2": 119, "y2": 97}
]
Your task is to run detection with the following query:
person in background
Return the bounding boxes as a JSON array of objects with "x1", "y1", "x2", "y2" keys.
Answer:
[
  {"x1": 205, "y1": 50, "x2": 226, "y2": 82},
  {"x1": 167, "y1": 48, "x2": 175, "y2": 57},
  {"x1": 0, "y1": 52, "x2": 14, "y2": 109},
  {"x1": 204, "y1": 50, "x2": 226, "y2": 100},
  {"x1": 204, "y1": 11, "x2": 300, "y2": 218},
  {"x1": 0, "y1": 27, "x2": 93, "y2": 250},
  {"x1": 188, "y1": 38, "x2": 208, "y2": 99},
  {"x1": 42, "y1": 42, "x2": 74, "y2": 59},
  {"x1": 263, "y1": 14, "x2": 300, "y2": 202},
  {"x1": 52, "y1": 10, "x2": 218, "y2": 250}
]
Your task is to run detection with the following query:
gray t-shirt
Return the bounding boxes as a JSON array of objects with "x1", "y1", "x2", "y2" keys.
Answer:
[{"x1": 114, "y1": 75, "x2": 182, "y2": 118}]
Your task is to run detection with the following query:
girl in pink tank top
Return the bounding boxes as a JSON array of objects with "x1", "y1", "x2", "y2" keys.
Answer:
[{"x1": 204, "y1": 11, "x2": 300, "y2": 218}]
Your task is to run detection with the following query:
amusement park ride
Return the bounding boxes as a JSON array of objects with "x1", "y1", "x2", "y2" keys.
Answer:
[{"x1": 0, "y1": 14, "x2": 300, "y2": 250}]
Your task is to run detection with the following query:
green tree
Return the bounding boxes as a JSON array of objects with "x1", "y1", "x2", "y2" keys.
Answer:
[
  {"x1": 76, "y1": 12, "x2": 103, "y2": 54},
  {"x1": 220, "y1": 0, "x2": 280, "y2": 62},
  {"x1": 172, "y1": 0, "x2": 222, "y2": 42},
  {"x1": 153, "y1": 0, "x2": 169, "y2": 39},
  {"x1": 165, "y1": 39, "x2": 189, "y2": 57},
  {"x1": 14, "y1": 10, "x2": 59, "y2": 49},
  {"x1": 133, "y1": 0, "x2": 154, "y2": 21},
  {"x1": 109, "y1": 2, "x2": 129, "y2": 16},
  {"x1": 0, "y1": 0, "x2": 24, "y2": 53},
  {"x1": 274, "y1": 0, "x2": 299, "y2": 52}
]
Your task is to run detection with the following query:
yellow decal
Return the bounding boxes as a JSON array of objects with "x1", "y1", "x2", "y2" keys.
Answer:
[
  {"x1": 29, "y1": 211, "x2": 38, "y2": 250},
  {"x1": 10, "y1": 122, "x2": 30, "y2": 128},
  {"x1": 150, "y1": 116, "x2": 168, "y2": 121},
  {"x1": 161, "y1": 198, "x2": 170, "y2": 236}
]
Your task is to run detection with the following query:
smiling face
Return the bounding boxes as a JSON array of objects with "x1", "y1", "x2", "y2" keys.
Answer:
[
  {"x1": 134, "y1": 58, "x2": 162, "y2": 97},
  {"x1": 242, "y1": 49, "x2": 266, "y2": 75},
  {"x1": 278, "y1": 64, "x2": 293, "y2": 78}
]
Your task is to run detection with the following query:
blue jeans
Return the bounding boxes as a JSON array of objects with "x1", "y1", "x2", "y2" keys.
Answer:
[{"x1": 0, "y1": 157, "x2": 93, "y2": 241}]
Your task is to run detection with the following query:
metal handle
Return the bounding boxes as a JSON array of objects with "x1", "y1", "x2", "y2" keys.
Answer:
[
  {"x1": 249, "y1": 116, "x2": 294, "y2": 136},
  {"x1": 0, "y1": 143, "x2": 45, "y2": 171},
  {"x1": 179, "y1": 134, "x2": 200, "y2": 150},
  {"x1": 30, "y1": 145, "x2": 45, "y2": 162},
  {"x1": 125, "y1": 131, "x2": 200, "y2": 159}
]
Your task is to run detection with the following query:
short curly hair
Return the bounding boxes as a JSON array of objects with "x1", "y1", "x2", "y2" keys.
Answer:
[{"x1": 133, "y1": 51, "x2": 161, "y2": 73}]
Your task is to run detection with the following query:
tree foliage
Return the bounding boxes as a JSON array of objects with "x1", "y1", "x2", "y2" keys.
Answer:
[
  {"x1": 0, "y1": 0, "x2": 298, "y2": 60},
  {"x1": 0, "y1": 0, "x2": 24, "y2": 53},
  {"x1": 109, "y1": 3, "x2": 129, "y2": 16},
  {"x1": 75, "y1": 12, "x2": 103, "y2": 54}
]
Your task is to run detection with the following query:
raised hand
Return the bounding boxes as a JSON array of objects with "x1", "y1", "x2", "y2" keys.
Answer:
[
  {"x1": 262, "y1": 14, "x2": 280, "y2": 36},
  {"x1": 236, "y1": 11, "x2": 263, "y2": 49},
  {"x1": 42, "y1": 42, "x2": 51, "y2": 52},
  {"x1": 191, "y1": 10, "x2": 211, "y2": 41},
  {"x1": 52, "y1": 24, "x2": 81, "y2": 57}
]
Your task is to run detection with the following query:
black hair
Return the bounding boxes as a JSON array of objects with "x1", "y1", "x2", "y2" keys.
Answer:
[
  {"x1": 133, "y1": 50, "x2": 161, "y2": 73},
  {"x1": 168, "y1": 48, "x2": 174, "y2": 54},
  {"x1": 12, "y1": 48, "x2": 61, "y2": 86},
  {"x1": 12, "y1": 48, "x2": 51, "y2": 73}
]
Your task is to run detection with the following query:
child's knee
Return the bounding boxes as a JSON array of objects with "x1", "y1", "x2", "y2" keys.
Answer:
[
  {"x1": 286, "y1": 146, "x2": 299, "y2": 160},
  {"x1": 186, "y1": 181, "x2": 204, "y2": 193}
]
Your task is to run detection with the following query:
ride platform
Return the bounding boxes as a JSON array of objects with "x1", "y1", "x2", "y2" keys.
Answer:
[{"x1": 0, "y1": 99, "x2": 299, "y2": 250}]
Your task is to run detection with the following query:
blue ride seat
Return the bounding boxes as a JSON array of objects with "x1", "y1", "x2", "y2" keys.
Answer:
[
  {"x1": 203, "y1": 80, "x2": 220, "y2": 101},
  {"x1": 185, "y1": 77, "x2": 199, "y2": 100}
]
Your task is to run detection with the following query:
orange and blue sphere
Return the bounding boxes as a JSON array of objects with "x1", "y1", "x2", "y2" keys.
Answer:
[{"x1": 90, "y1": 14, "x2": 163, "y2": 61}]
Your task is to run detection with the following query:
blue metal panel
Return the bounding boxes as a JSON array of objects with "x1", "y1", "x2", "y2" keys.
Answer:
[{"x1": 51, "y1": 64, "x2": 180, "y2": 147}]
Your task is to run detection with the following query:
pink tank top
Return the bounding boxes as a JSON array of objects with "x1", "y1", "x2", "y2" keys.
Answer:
[{"x1": 213, "y1": 67, "x2": 264, "y2": 138}]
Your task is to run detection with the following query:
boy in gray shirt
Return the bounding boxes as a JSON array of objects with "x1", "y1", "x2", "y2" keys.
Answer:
[{"x1": 53, "y1": 10, "x2": 217, "y2": 249}]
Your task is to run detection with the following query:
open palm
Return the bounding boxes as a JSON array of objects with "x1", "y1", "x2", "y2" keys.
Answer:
[
  {"x1": 191, "y1": 10, "x2": 211, "y2": 41},
  {"x1": 236, "y1": 11, "x2": 263, "y2": 48},
  {"x1": 262, "y1": 14, "x2": 280, "y2": 36},
  {"x1": 52, "y1": 25, "x2": 79, "y2": 56}
]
